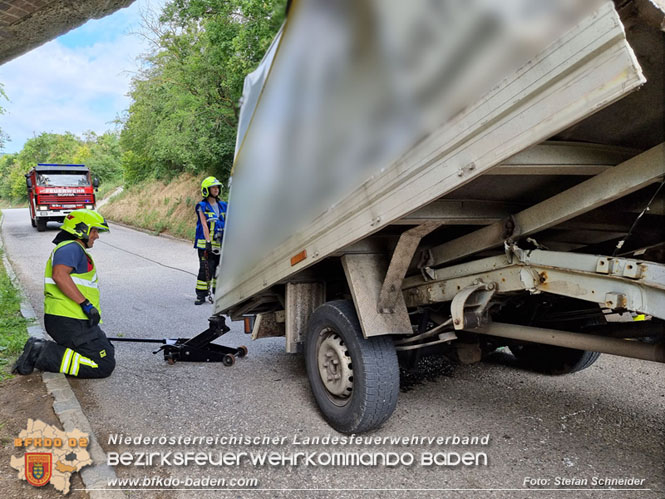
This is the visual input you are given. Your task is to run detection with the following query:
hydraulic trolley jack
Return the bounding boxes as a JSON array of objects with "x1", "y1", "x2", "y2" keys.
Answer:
[{"x1": 108, "y1": 316, "x2": 247, "y2": 366}]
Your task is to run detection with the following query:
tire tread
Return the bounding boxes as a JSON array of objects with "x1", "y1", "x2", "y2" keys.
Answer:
[{"x1": 306, "y1": 300, "x2": 399, "y2": 433}]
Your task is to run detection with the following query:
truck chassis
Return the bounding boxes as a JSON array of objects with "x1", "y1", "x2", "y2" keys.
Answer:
[{"x1": 216, "y1": 2, "x2": 665, "y2": 432}]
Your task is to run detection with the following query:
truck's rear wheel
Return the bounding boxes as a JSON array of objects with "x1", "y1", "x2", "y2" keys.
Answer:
[
  {"x1": 36, "y1": 219, "x2": 47, "y2": 232},
  {"x1": 509, "y1": 343, "x2": 600, "y2": 375},
  {"x1": 305, "y1": 300, "x2": 399, "y2": 433}
]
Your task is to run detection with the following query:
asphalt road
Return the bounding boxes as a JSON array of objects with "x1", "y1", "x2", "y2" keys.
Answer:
[{"x1": 2, "y1": 208, "x2": 663, "y2": 498}]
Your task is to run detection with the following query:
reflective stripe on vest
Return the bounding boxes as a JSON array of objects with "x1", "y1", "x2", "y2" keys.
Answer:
[
  {"x1": 195, "y1": 238, "x2": 221, "y2": 250},
  {"x1": 195, "y1": 200, "x2": 225, "y2": 249},
  {"x1": 44, "y1": 240, "x2": 101, "y2": 321},
  {"x1": 44, "y1": 276, "x2": 99, "y2": 289}
]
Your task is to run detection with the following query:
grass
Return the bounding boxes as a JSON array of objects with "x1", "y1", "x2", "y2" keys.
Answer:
[
  {"x1": 99, "y1": 174, "x2": 202, "y2": 241},
  {"x1": 0, "y1": 246, "x2": 29, "y2": 381},
  {"x1": 0, "y1": 200, "x2": 28, "y2": 209},
  {"x1": 95, "y1": 178, "x2": 123, "y2": 201}
]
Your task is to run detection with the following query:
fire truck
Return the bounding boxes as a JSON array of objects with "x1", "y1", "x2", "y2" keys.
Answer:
[{"x1": 25, "y1": 163, "x2": 99, "y2": 232}]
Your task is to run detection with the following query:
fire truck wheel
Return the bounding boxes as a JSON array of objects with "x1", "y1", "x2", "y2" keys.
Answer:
[
  {"x1": 36, "y1": 219, "x2": 47, "y2": 232},
  {"x1": 305, "y1": 300, "x2": 399, "y2": 433},
  {"x1": 31, "y1": 217, "x2": 36, "y2": 227}
]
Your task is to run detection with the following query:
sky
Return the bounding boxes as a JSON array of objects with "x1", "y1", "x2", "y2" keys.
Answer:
[{"x1": 0, "y1": 0, "x2": 167, "y2": 154}]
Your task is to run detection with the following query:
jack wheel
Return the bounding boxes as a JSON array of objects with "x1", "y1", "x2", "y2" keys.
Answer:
[
  {"x1": 223, "y1": 354, "x2": 235, "y2": 367},
  {"x1": 238, "y1": 346, "x2": 248, "y2": 358}
]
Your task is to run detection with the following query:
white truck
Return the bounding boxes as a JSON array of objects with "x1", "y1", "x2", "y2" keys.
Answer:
[{"x1": 215, "y1": 0, "x2": 665, "y2": 433}]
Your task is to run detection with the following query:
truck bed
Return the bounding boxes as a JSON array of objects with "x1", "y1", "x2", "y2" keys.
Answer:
[{"x1": 216, "y1": 1, "x2": 662, "y2": 318}]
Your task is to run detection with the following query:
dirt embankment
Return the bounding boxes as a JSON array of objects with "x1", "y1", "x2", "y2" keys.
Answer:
[{"x1": 98, "y1": 174, "x2": 205, "y2": 241}]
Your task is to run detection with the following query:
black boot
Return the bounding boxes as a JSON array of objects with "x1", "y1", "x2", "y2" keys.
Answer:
[
  {"x1": 195, "y1": 296, "x2": 206, "y2": 305},
  {"x1": 12, "y1": 337, "x2": 45, "y2": 375}
]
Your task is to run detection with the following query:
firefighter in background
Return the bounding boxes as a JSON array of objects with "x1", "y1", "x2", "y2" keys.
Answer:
[
  {"x1": 13, "y1": 209, "x2": 116, "y2": 378},
  {"x1": 194, "y1": 176, "x2": 227, "y2": 305}
]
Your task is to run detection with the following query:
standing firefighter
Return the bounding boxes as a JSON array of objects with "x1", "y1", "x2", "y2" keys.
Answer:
[
  {"x1": 194, "y1": 176, "x2": 226, "y2": 305},
  {"x1": 13, "y1": 209, "x2": 116, "y2": 378}
]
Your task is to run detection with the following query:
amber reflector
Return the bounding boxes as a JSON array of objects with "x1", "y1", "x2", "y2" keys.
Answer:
[{"x1": 290, "y1": 249, "x2": 307, "y2": 266}]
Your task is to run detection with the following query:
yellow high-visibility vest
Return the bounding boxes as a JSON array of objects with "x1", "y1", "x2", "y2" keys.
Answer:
[{"x1": 44, "y1": 240, "x2": 101, "y2": 321}]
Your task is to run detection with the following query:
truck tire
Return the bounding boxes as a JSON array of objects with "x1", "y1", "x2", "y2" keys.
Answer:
[
  {"x1": 509, "y1": 343, "x2": 600, "y2": 375},
  {"x1": 31, "y1": 217, "x2": 36, "y2": 227},
  {"x1": 36, "y1": 219, "x2": 47, "y2": 232},
  {"x1": 305, "y1": 300, "x2": 399, "y2": 433}
]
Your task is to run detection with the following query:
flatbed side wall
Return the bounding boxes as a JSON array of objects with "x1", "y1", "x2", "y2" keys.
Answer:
[{"x1": 216, "y1": 3, "x2": 644, "y2": 315}]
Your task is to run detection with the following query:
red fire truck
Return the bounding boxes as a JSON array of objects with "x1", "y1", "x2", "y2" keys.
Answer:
[{"x1": 25, "y1": 163, "x2": 99, "y2": 232}]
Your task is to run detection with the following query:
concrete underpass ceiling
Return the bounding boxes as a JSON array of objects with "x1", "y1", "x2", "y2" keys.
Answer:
[{"x1": 0, "y1": 0, "x2": 135, "y2": 65}]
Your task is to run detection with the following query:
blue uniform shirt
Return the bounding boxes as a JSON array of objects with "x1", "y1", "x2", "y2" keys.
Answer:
[{"x1": 52, "y1": 241, "x2": 92, "y2": 273}]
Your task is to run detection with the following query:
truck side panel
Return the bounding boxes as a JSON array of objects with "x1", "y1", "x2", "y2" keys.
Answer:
[{"x1": 216, "y1": 2, "x2": 644, "y2": 315}]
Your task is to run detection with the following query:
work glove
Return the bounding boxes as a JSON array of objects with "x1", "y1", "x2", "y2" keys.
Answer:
[
  {"x1": 205, "y1": 241, "x2": 213, "y2": 253},
  {"x1": 79, "y1": 299, "x2": 101, "y2": 327}
]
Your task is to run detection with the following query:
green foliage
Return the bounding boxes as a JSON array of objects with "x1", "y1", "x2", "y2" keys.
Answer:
[
  {"x1": 175, "y1": 219, "x2": 196, "y2": 241},
  {"x1": 95, "y1": 178, "x2": 123, "y2": 201},
  {"x1": 120, "y1": 0, "x2": 286, "y2": 186},
  {"x1": 82, "y1": 131, "x2": 123, "y2": 183},
  {"x1": 153, "y1": 221, "x2": 168, "y2": 234},
  {"x1": 18, "y1": 132, "x2": 80, "y2": 166},
  {"x1": 0, "y1": 154, "x2": 18, "y2": 199},
  {"x1": 0, "y1": 247, "x2": 30, "y2": 380},
  {"x1": 0, "y1": 83, "x2": 8, "y2": 151},
  {"x1": 1, "y1": 1, "x2": 286, "y2": 206},
  {"x1": 0, "y1": 131, "x2": 123, "y2": 202},
  {"x1": 7, "y1": 165, "x2": 27, "y2": 200},
  {"x1": 121, "y1": 150, "x2": 150, "y2": 186}
]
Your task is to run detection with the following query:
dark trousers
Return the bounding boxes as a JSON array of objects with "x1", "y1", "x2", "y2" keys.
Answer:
[
  {"x1": 35, "y1": 314, "x2": 116, "y2": 378},
  {"x1": 196, "y1": 249, "x2": 220, "y2": 299}
]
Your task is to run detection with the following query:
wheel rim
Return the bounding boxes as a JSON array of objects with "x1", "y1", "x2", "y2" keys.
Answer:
[{"x1": 316, "y1": 327, "x2": 354, "y2": 406}]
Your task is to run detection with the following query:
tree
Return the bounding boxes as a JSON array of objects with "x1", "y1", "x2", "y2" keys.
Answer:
[
  {"x1": 0, "y1": 153, "x2": 18, "y2": 198},
  {"x1": 0, "y1": 132, "x2": 83, "y2": 201},
  {"x1": 119, "y1": 0, "x2": 286, "y2": 186},
  {"x1": 17, "y1": 132, "x2": 80, "y2": 165},
  {"x1": 0, "y1": 83, "x2": 9, "y2": 151},
  {"x1": 81, "y1": 131, "x2": 123, "y2": 183}
]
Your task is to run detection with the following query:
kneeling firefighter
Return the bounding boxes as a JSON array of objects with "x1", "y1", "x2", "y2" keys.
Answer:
[
  {"x1": 194, "y1": 176, "x2": 227, "y2": 305},
  {"x1": 13, "y1": 209, "x2": 116, "y2": 378}
]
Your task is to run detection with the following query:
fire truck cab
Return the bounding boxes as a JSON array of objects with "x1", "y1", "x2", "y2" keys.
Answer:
[{"x1": 25, "y1": 163, "x2": 98, "y2": 232}]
